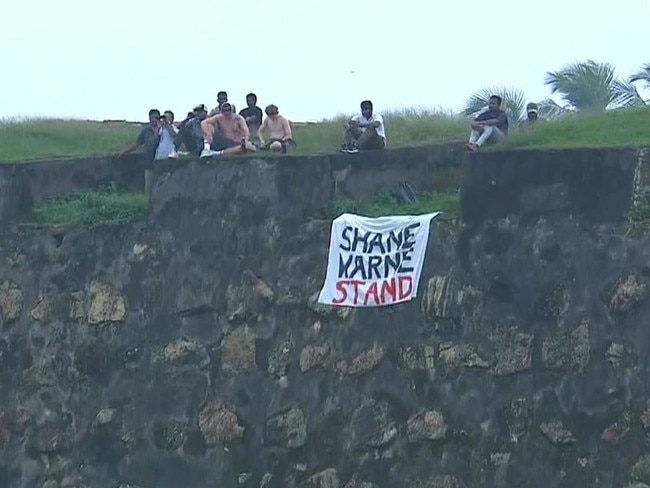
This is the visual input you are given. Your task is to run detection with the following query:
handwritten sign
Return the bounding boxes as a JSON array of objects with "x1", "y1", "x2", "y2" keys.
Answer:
[{"x1": 318, "y1": 212, "x2": 439, "y2": 307}]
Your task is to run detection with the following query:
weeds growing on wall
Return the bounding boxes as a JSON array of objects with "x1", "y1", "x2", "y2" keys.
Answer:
[
  {"x1": 326, "y1": 189, "x2": 460, "y2": 220},
  {"x1": 31, "y1": 183, "x2": 147, "y2": 228}
]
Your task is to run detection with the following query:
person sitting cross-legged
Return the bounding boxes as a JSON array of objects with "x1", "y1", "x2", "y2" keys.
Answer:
[
  {"x1": 466, "y1": 95, "x2": 509, "y2": 151},
  {"x1": 257, "y1": 104, "x2": 295, "y2": 153},
  {"x1": 199, "y1": 102, "x2": 257, "y2": 157},
  {"x1": 340, "y1": 100, "x2": 386, "y2": 154}
]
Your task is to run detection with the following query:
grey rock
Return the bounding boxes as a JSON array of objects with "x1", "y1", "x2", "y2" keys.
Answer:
[
  {"x1": 609, "y1": 274, "x2": 647, "y2": 315},
  {"x1": 299, "y1": 343, "x2": 330, "y2": 372},
  {"x1": 632, "y1": 455, "x2": 650, "y2": 484},
  {"x1": 221, "y1": 327, "x2": 257, "y2": 374},
  {"x1": 336, "y1": 345, "x2": 384, "y2": 376},
  {"x1": 226, "y1": 269, "x2": 275, "y2": 321},
  {"x1": 540, "y1": 420, "x2": 576, "y2": 445},
  {"x1": 198, "y1": 402, "x2": 244, "y2": 443},
  {"x1": 542, "y1": 321, "x2": 590, "y2": 370},
  {"x1": 439, "y1": 342, "x2": 490, "y2": 368},
  {"x1": 266, "y1": 407, "x2": 307, "y2": 448},
  {"x1": 301, "y1": 469, "x2": 339, "y2": 488},
  {"x1": 349, "y1": 400, "x2": 396, "y2": 449},
  {"x1": 492, "y1": 326, "x2": 533, "y2": 375},
  {"x1": 0, "y1": 280, "x2": 23, "y2": 322},
  {"x1": 421, "y1": 275, "x2": 459, "y2": 321},
  {"x1": 397, "y1": 345, "x2": 435, "y2": 370},
  {"x1": 407, "y1": 410, "x2": 447, "y2": 442},
  {"x1": 267, "y1": 338, "x2": 294, "y2": 377},
  {"x1": 160, "y1": 337, "x2": 210, "y2": 368}
]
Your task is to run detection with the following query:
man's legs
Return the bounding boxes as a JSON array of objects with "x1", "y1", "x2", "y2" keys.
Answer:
[
  {"x1": 356, "y1": 128, "x2": 385, "y2": 151},
  {"x1": 342, "y1": 126, "x2": 363, "y2": 147},
  {"x1": 467, "y1": 126, "x2": 505, "y2": 150}
]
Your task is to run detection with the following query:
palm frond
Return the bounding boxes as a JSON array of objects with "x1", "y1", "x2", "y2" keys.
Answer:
[
  {"x1": 611, "y1": 79, "x2": 647, "y2": 108},
  {"x1": 629, "y1": 62, "x2": 650, "y2": 89},
  {"x1": 544, "y1": 60, "x2": 618, "y2": 111},
  {"x1": 462, "y1": 86, "x2": 528, "y2": 123},
  {"x1": 537, "y1": 98, "x2": 571, "y2": 120}
]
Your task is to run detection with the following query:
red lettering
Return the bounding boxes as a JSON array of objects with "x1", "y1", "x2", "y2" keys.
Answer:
[
  {"x1": 350, "y1": 280, "x2": 365, "y2": 305},
  {"x1": 332, "y1": 280, "x2": 349, "y2": 305},
  {"x1": 398, "y1": 276, "x2": 413, "y2": 300},
  {"x1": 380, "y1": 278, "x2": 397, "y2": 304},
  {"x1": 364, "y1": 282, "x2": 380, "y2": 306}
]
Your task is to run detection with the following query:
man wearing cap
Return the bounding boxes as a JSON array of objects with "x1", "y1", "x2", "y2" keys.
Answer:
[
  {"x1": 519, "y1": 103, "x2": 540, "y2": 130},
  {"x1": 168, "y1": 104, "x2": 209, "y2": 158},
  {"x1": 200, "y1": 101, "x2": 257, "y2": 157}
]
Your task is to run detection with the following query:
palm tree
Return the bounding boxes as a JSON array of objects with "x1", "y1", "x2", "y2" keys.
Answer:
[
  {"x1": 462, "y1": 87, "x2": 527, "y2": 124},
  {"x1": 629, "y1": 63, "x2": 650, "y2": 91},
  {"x1": 543, "y1": 60, "x2": 638, "y2": 111}
]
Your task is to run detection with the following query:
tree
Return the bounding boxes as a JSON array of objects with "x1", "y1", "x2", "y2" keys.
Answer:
[
  {"x1": 543, "y1": 60, "x2": 639, "y2": 111},
  {"x1": 462, "y1": 87, "x2": 527, "y2": 124}
]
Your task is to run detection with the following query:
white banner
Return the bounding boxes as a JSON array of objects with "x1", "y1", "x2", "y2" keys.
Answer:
[{"x1": 318, "y1": 212, "x2": 440, "y2": 307}]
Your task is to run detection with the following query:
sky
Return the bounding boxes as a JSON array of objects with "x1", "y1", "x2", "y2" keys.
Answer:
[{"x1": 2, "y1": 0, "x2": 650, "y2": 123}]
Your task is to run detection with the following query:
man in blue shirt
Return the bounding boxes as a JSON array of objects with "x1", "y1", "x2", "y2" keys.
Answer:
[{"x1": 466, "y1": 95, "x2": 508, "y2": 151}]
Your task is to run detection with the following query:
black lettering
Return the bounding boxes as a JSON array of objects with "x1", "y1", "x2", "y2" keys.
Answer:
[
  {"x1": 351, "y1": 228, "x2": 371, "y2": 253},
  {"x1": 349, "y1": 255, "x2": 368, "y2": 280},
  {"x1": 383, "y1": 252, "x2": 402, "y2": 276},
  {"x1": 368, "y1": 255, "x2": 383, "y2": 280},
  {"x1": 398, "y1": 249, "x2": 414, "y2": 273},
  {"x1": 387, "y1": 230, "x2": 403, "y2": 253},
  {"x1": 339, "y1": 226, "x2": 353, "y2": 251},
  {"x1": 402, "y1": 223, "x2": 421, "y2": 251},
  {"x1": 338, "y1": 253, "x2": 354, "y2": 278},
  {"x1": 367, "y1": 233, "x2": 386, "y2": 254}
]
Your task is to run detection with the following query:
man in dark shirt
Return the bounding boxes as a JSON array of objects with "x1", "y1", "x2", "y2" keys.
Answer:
[
  {"x1": 466, "y1": 95, "x2": 508, "y2": 151},
  {"x1": 518, "y1": 102, "x2": 540, "y2": 130},
  {"x1": 114, "y1": 109, "x2": 162, "y2": 196},
  {"x1": 239, "y1": 93, "x2": 263, "y2": 131},
  {"x1": 169, "y1": 104, "x2": 209, "y2": 158}
]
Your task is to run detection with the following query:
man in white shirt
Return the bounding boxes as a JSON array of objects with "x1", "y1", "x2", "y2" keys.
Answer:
[
  {"x1": 340, "y1": 100, "x2": 387, "y2": 154},
  {"x1": 154, "y1": 110, "x2": 180, "y2": 160}
]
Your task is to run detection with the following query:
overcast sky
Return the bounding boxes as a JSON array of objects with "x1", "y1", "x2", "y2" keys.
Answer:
[{"x1": 2, "y1": 0, "x2": 649, "y2": 123}]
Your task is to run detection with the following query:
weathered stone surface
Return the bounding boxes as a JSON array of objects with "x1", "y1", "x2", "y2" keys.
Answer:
[
  {"x1": 266, "y1": 407, "x2": 307, "y2": 448},
  {"x1": 607, "y1": 342, "x2": 626, "y2": 366},
  {"x1": 0, "y1": 280, "x2": 23, "y2": 322},
  {"x1": 632, "y1": 455, "x2": 650, "y2": 484},
  {"x1": 397, "y1": 345, "x2": 435, "y2": 370},
  {"x1": 267, "y1": 338, "x2": 294, "y2": 377},
  {"x1": 299, "y1": 343, "x2": 330, "y2": 372},
  {"x1": 349, "y1": 400, "x2": 396, "y2": 449},
  {"x1": 198, "y1": 402, "x2": 244, "y2": 443},
  {"x1": 600, "y1": 411, "x2": 631, "y2": 442},
  {"x1": 221, "y1": 327, "x2": 257, "y2": 374},
  {"x1": 86, "y1": 281, "x2": 126, "y2": 324},
  {"x1": 343, "y1": 477, "x2": 377, "y2": 488},
  {"x1": 301, "y1": 468, "x2": 339, "y2": 488},
  {"x1": 492, "y1": 326, "x2": 533, "y2": 375},
  {"x1": 541, "y1": 321, "x2": 590, "y2": 370},
  {"x1": 153, "y1": 419, "x2": 186, "y2": 450},
  {"x1": 414, "y1": 474, "x2": 466, "y2": 488},
  {"x1": 421, "y1": 275, "x2": 459, "y2": 321},
  {"x1": 609, "y1": 274, "x2": 647, "y2": 315},
  {"x1": 539, "y1": 420, "x2": 576, "y2": 445},
  {"x1": 407, "y1": 410, "x2": 447, "y2": 442},
  {"x1": 505, "y1": 398, "x2": 530, "y2": 443},
  {"x1": 336, "y1": 345, "x2": 384, "y2": 376},
  {"x1": 308, "y1": 292, "x2": 353, "y2": 321},
  {"x1": 438, "y1": 342, "x2": 490, "y2": 368},
  {"x1": 226, "y1": 270, "x2": 275, "y2": 321},
  {"x1": 161, "y1": 337, "x2": 210, "y2": 368}
]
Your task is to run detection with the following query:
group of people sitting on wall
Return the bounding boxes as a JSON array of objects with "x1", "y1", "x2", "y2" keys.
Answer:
[
  {"x1": 114, "y1": 92, "x2": 294, "y2": 165},
  {"x1": 114, "y1": 91, "x2": 541, "y2": 166}
]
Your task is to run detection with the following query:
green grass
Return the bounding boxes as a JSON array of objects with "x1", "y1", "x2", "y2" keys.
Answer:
[
  {"x1": 326, "y1": 190, "x2": 460, "y2": 220},
  {"x1": 0, "y1": 118, "x2": 136, "y2": 161},
  {"x1": 31, "y1": 184, "x2": 147, "y2": 228},
  {"x1": 498, "y1": 106, "x2": 650, "y2": 150},
  {"x1": 2, "y1": 106, "x2": 650, "y2": 162}
]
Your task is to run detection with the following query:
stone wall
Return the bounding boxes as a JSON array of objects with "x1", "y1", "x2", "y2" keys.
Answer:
[
  {"x1": 0, "y1": 155, "x2": 145, "y2": 223},
  {"x1": 1, "y1": 146, "x2": 650, "y2": 488}
]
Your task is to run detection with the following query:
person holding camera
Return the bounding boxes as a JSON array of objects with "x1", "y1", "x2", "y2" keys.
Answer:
[{"x1": 154, "y1": 110, "x2": 179, "y2": 159}]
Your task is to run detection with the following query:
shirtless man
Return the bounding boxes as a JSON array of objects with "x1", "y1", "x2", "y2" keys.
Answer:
[
  {"x1": 199, "y1": 101, "x2": 257, "y2": 157},
  {"x1": 257, "y1": 104, "x2": 294, "y2": 153}
]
